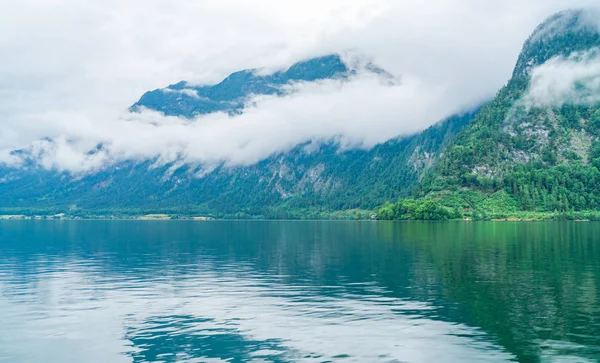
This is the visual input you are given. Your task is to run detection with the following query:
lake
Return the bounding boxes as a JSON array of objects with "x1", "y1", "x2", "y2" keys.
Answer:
[{"x1": 0, "y1": 221, "x2": 599, "y2": 362}]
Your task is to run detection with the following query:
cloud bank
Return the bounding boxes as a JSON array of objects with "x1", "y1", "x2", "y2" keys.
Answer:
[
  {"x1": 524, "y1": 48, "x2": 600, "y2": 107},
  {"x1": 8, "y1": 71, "x2": 453, "y2": 172},
  {"x1": 1, "y1": 0, "x2": 599, "y2": 172}
]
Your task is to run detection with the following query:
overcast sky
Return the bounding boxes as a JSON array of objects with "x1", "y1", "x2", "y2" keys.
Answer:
[{"x1": 0, "y1": 0, "x2": 598, "y2": 172}]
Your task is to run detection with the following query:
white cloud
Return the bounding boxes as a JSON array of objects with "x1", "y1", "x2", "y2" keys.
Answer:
[
  {"x1": 523, "y1": 48, "x2": 600, "y2": 107},
  {"x1": 161, "y1": 88, "x2": 202, "y2": 99},
  {"x1": 8, "y1": 71, "x2": 454, "y2": 171},
  {"x1": 0, "y1": 0, "x2": 598, "y2": 172}
]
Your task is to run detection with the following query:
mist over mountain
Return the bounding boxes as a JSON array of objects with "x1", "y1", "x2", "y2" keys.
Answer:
[
  {"x1": 0, "y1": 53, "x2": 473, "y2": 218},
  {"x1": 514, "y1": 9, "x2": 600, "y2": 77},
  {"x1": 1, "y1": 52, "x2": 446, "y2": 173},
  {"x1": 131, "y1": 55, "x2": 395, "y2": 118}
]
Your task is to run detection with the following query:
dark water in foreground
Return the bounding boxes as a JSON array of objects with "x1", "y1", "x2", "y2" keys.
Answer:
[{"x1": 0, "y1": 221, "x2": 599, "y2": 363}]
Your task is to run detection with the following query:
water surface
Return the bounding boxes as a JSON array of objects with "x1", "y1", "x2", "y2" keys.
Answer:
[{"x1": 0, "y1": 221, "x2": 599, "y2": 362}]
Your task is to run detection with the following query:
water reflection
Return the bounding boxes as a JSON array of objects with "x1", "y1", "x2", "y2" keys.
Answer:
[{"x1": 0, "y1": 221, "x2": 599, "y2": 362}]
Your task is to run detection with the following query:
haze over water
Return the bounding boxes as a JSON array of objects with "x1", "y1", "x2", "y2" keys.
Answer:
[{"x1": 0, "y1": 221, "x2": 599, "y2": 362}]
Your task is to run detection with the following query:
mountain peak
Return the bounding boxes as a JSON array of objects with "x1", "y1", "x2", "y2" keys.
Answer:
[
  {"x1": 529, "y1": 9, "x2": 597, "y2": 42},
  {"x1": 513, "y1": 8, "x2": 600, "y2": 77},
  {"x1": 130, "y1": 53, "x2": 395, "y2": 119},
  {"x1": 131, "y1": 54, "x2": 350, "y2": 118}
]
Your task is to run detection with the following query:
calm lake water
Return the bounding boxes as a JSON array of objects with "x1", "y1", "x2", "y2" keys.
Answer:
[{"x1": 0, "y1": 221, "x2": 599, "y2": 362}]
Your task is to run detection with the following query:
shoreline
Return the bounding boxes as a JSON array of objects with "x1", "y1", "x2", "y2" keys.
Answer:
[{"x1": 1, "y1": 214, "x2": 598, "y2": 222}]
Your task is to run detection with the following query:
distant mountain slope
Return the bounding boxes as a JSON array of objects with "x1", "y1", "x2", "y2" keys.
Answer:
[
  {"x1": 0, "y1": 53, "x2": 474, "y2": 218},
  {"x1": 379, "y1": 9, "x2": 600, "y2": 220},
  {"x1": 0, "y1": 112, "x2": 475, "y2": 218}
]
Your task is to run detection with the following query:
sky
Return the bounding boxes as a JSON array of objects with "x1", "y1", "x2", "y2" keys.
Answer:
[{"x1": 0, "y1": 0, "x2": 599, "y2": 172}]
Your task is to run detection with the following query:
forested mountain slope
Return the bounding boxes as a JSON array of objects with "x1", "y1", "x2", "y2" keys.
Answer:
[{"x1": 378, "y1": 9, "x2": 600, "y2": 220}]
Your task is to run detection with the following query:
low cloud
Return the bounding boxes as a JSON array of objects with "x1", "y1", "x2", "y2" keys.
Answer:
[
  {"x1": 4, "y1": 70, "x2": 462, "y2": 172},
  {"x1": 523, "y1": 48, "x2": 600, "y2": 107},
  {"x1": 161, "y1": 88, "x2": 202, "y2": 100}
]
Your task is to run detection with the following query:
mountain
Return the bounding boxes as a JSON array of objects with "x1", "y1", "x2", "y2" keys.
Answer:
[
  {"x1": 513, "y1": 9, "x2": 600, "y2": 77},
  {"x1": 0, "y1": 55, "x2": 473, "y2": 219},
  {"x1": 378, "y1": 9, "x2": 600, "y2": 220},
  {"x1": 131, "y1": 55, "x2": 352, "y2": 118},
  {"x1": 131, "y1": 54, "x2": 394, "y2": 118}
]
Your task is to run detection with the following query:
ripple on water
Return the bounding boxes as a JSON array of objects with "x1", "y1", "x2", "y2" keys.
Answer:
[
  {"x1": 2, "y1": 220, "x2": 599, "y2": 362},
  {"x1": 0, "y1": 259, "x2": 516, "y2": 363}
]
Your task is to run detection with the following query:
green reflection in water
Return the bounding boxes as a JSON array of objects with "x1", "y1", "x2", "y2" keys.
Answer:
[{"x1": 0, "y1": 220, "x2": 598, "y2": 362}]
